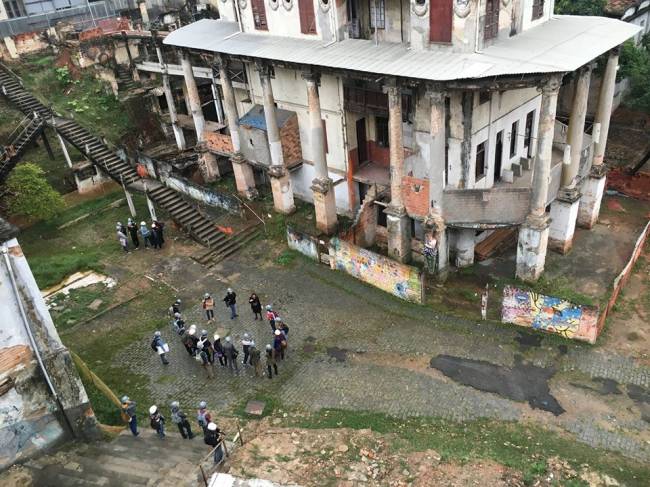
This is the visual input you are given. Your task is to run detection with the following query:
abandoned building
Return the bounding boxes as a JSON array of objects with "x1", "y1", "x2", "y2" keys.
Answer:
[
  {"x1": 102, "y1": 0, "x2": 632, "y2": 282},
  {"x1": 0, "y1": 218, "x2": 100, "y2": 469}
]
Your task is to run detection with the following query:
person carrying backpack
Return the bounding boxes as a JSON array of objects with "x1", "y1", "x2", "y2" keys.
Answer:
[
  {"x1": 149, "y1": 405, "x2": 165, "y2": 439},
  {"x1": 151, "y1": 331, "x2": 170, "y2": 365},
  {"x1": 203, "y1": 422, "x2": 224, "y2": 464},
  {"x1": 196, "y1": 401, "x2": 212, "y2": 432},
  {"x1": 265, "y1": 305, "x2": 277, "y2": 331},
  {"x1": 196, "y1": 342, "x2": 214, "y2": 379},
  {"x1": 170, "y1": 401, "x2": 194, "y2": 440}
]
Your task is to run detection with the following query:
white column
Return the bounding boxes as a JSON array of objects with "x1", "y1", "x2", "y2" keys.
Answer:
[
  {"x1": 180, "y1": 51, "x2": 206, "y2": 143},
  {"x1": 124, "y1": 186, "x2": 137, "y2": 217},
  {"x1": 56, "y1": 133, "x2": 73, "y2": 168},
  {"x1": 157, "y1": 46, "x2": 186, "y2": 150},
  {"x1": 455, "y1": 228, "x2": 475, "y2": 268}
]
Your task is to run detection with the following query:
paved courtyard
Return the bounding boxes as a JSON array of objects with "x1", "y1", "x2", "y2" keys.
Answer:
[{"x1": 78, "y1": 237, "x2": 650, "y2": 464}]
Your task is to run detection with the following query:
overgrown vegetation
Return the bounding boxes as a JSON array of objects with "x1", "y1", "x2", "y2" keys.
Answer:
[
  {"x1": 555, "y1": 0, "x2": 605, "y2": 16},
  {"x1": 50, "y1": 284, "x2": 114, "y2": 331},
  {"x1": 15, "y1": 54, "x2": 133, "y2": 142},
  {"x1": 5, "y1": 163, "x2": 65, "y2": 220},
  {"x1": 619, "y1": 36, "x2": 650, "y2": 113},
  {"x1": 291, "y1": 409, "x2": 649, "y2": 487}
]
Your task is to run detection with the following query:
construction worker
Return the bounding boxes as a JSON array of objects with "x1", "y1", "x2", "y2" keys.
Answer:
[
  {"x1": 170, "y1": 401, "x2": 194, "y2": 439},
  {"x1": 265, "y1": 344, "x2": 278, "y2": 379},
  {"x1": 202, "y1": 293, "x2": 215, "y2": 322},
  {"x1": 120, "y1": 395, "x2": 139, "y2": 436},
  {"x1": 149, "y1": 405, "x2": 165, "y2": 439},
  {"x1": 273, "y1": 329, "x2": 285, "y2": 361},
  {"x1": 197, "y1": 342, "x2": 214, "y2": 379},
  {"x1": 139, "y1": 221, "x2": 151, "y2": 248}
]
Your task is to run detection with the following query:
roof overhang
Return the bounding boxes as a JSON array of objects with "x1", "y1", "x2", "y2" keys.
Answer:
[{"x1": 163, "y1": 15, "x2": 640, "y2": 82}]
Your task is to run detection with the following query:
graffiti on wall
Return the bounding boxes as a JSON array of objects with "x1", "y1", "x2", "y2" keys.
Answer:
[
  {"x1": 501, "y1": 286, "x2": 599, "y2": 343},
  {"x1": 329, "y1": 238, "x2": 423, "y2": 303},
  {"x1": 286, "y1": 227, "x2": 319, "y2": 261}
]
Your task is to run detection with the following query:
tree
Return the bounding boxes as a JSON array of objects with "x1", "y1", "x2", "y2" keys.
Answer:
[
  {"x1": 5, "y1": 163, "x2": 65, "y2": 220},
  {"x1": 555, "y1": 0, "x2": 606, "y2": 16},
  {"x1": 618, "y1": 37, "x2": 650, "y2": 112}
]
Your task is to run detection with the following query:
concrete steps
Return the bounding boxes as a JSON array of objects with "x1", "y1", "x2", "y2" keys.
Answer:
[
  {"x1": 0, "y1": 114, "x2": 45, "y2": 183},
  {"x1": 194, "y1": 224, "x2": 262, "y2": 268}
]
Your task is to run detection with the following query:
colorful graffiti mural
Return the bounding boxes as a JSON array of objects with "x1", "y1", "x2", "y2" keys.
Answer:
[
  {"x1": 501, "y1": 286, "x2": 599, "y2": 344},
  {"x1": 286, "y1": 227, "x2": 319, "y2": 261},
  {"x1": 329, "y1": 238, "x2": 424, "y2": 303}
]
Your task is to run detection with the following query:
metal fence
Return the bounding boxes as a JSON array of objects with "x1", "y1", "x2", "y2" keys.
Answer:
[{"x1": 0, "y1": 0, "x2": 132, "y2": 38}]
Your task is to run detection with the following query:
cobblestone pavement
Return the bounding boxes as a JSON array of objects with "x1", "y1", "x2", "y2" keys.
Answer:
[{"x1": 110, "y1": 242, "x2": 650, "y2": 463}]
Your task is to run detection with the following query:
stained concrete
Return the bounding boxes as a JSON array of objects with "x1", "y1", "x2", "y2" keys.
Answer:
[{"x1": 429, "y1": 354, "x2": 565, "y2": 416}]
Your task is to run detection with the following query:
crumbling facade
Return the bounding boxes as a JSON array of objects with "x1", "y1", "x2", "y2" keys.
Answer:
[
  {"x1": 0, "y1": 219, "x2": 100, "y2": 470},
  {"x1": 113, "y1": 1, "x2": 638, "y2": 280}
]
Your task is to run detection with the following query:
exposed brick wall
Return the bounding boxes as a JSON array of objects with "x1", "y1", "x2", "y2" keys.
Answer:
[
  {"x1": 13, "y1": 33, "x2": 49, "y2": 55},
  {"x1": 402, "y1": 176, "x2": 430, "y2": 218},
  {"x1": 205, "y1": 132, "x2": 234, "y2": 155},
  {"x1": 280, "y1": 114, "x2": 303, "y2": 167},
  {"x1": 368, "y1": 141, "x2": 390, "y2": 167}
]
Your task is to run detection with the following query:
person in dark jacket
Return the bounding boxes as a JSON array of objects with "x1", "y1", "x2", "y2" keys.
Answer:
[
  {"x1": 273, "y1": 329, "x2": 285, "y2": 361},
  {"x1": 150, "y1": 221, "x2": 162, "y2": 249},
  {"x1": 250, "y1": 344, "x2": 263, "y2": 377},
  {"x1": 139, "y1": 221, "x2": 152, "y2": 248},
  {"x1": 265, "y1": 344, "x2": 278, "y2": 379},
  {"x1": 121, "y1": 395, "x2": 139, "y2": 436},
  {"x1": 203, "y1": 422, "x2": 224, "y2": 464},
  {"x1": 151, "y1": 331, "x2": 169, "y2": 365},
  {"x1": 154, "y1": 220, "x2": 165, "y2": 245},
  {"x1": 222, "y1": 336, "x2": 238, "y2": 373},
  {"x1": 170, "y1": 401, "x2": 194, "y2": 439},
  {"x1": 213, "y1": 334, "x2": 225, "y2": 366},
  {"x1": 223, "y1": 288, "x2": 238, "y2": 319},
  {"x1": 248, "y1": 293, "x2": 262, "y2": 320},
  {"x1": 127, "y1": 218, "x2": 139, "y2": 249},
  {"x1": 196, "y1": 401, "x2": 212, "y2": 432},
  {"x1": 149, "y1": 405, "x2": 165, "y2": 439}
]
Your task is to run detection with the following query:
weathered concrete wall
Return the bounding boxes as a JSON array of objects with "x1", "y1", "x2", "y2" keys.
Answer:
[
  {"x1": 0, "y1": 236, "x2": 99, "y2": 470},
  {"x1": 443, "y1": 187, "x2": 531, "y2": 226},
  {"x1": 501, "y1": 285, "x2": 599, "y2": 344},
  {"x1": 290, "y1": 163, "x2": 352, "y2": 214},
  {"x1": 329, "y1": 237, "x2": 424, "y2": 303},
  {"x1": 286, "y1": 226, "x2": 319, "y2": 260}
]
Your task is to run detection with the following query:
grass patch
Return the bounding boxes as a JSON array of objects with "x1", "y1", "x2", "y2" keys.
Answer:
[
  {"x1": 50, "y1": 283, "x2": 114, "y2": 332},
  {"x1": 275, "y1": 249, "x2": 297, "y2": 266},
  {"x1": 290, "y1": 409, "x2": 649, "y2": 487},
  {"x1": 79, "y1": 374, "x2": 123, "y2": 426},
  {"x1": 495, "y1": 275, "x2": 595, "y2": 307}
]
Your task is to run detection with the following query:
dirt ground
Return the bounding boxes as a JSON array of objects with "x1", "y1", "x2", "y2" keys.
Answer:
[
  {"x1": 606, "y1": 106, "x2": 650, "y2": 169},
  {"x1": 225, "y1": 419, "x2": 625, "y2": 487}
]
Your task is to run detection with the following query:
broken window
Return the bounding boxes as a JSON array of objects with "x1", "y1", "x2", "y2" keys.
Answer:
[
  {"x1": 369, "y1": 0, "x2": 385, "y2": 30},
  {"x1": 484, "y1": 0, "x2": 499, "y2": 41},
  {"x1": 532, "y1": 0, "x2": 545, "y2": 21},
  {"x1": 376, "y1": 116, "x2": 389, "y2": 147},
  {"x1": 510, "y1": 120, "x2": 518, "y2": 158},
  {"x1": 251, "y1": 0, "x2": 268, "y2": 31},
  {"x1": 479, "y1": 91, "x2": 490, "y2": 105},
  {"x1": 299, "y1": 0, "x2": 317, "y2": 34},
  {"x1": 524, "y1": 110, "x2": 535, "y2": 157},
  {"x1": 475, "y1": 141, "x2": 487, "y2": 181},
  {"x1": 3, "y1": 0, "x2": 23, "y2": 18}
]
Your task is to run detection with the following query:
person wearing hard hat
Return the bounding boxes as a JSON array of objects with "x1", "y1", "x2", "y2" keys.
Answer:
[
  {"x1": 202, "y1": 293, "x2": 215, "y2": 322},
  {"x1": 222, "y1": 336, "x2": 239, "y2": 373},
  {"x1": 265, "y1": 304, "x2": 277, "y2": 331},
  {"x1": 170, "y1": 401, "x2": 194, "y2": 440},
  {"x1": 273, "y1": 329, "x2": 285, "y2": 361},
  {"x1": 150, "y1": 331, "x2": 170, "y2": 365},
  {"x1": 138, "y1": 221, "x2": 151, "y2": 248},
  {"x1": 149, "y1": 405, "x2": 165, "y2": 439},
  {"x1": 241, "y1": 333, "x2": 254, "y2": 366},
  {"x1": 204, "y1": 422, "x2": 225, "y2": 464},
  {"x1": 127, "y1": 218, "x2": 139, "y2": 249},
  {"x1": 120, "y1": 395, "x2": 139, "y2": 436},
  {"x1": 250, "y1": 343, "x2": 263, "y2": 378},
  {"x1": 196, "y1": 401, "x2": 212, "y2": 432},
  {"x1": 223, "y1": 288, "x2": 238, "y2": 320},
  {"x1": 265, "y1": 344, "x2": 278, "y2": 379},
  {"x1": 213, "y1": 334, "x2": 225, "y2": 366}
]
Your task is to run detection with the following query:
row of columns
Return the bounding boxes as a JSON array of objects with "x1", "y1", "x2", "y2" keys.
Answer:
[{"x1": 516, "y1": 47, "x2": 619, "y2": 281}]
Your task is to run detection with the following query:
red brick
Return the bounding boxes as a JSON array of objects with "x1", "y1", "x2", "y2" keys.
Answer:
[{"x1": 402, "y1": 176, "x2": 429, "y2": 218}]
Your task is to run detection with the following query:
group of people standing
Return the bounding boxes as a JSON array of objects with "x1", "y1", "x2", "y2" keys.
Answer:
[
  {"x1": 158, "y1": 290, "x2": 290, "y2": 380},
  {"x1": 120, "y1": 397, "x2": 226, "y2": 464},
  {"x1": 116, "y1": 218, "x2": 165, "y2": 252}
]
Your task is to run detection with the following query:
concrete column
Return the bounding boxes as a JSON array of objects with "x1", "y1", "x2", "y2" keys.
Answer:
[
  {"x1": 3, "y1": 36, "x2": 19, "y2": 59},
  {"x1": 259, "y1": 63, "x2": 295, "y2": 214},
  {"x1": 577, "y1": 48, "x2": 619, "y2": 229},
  {"x1": 124, "y1": 186, "x2": 137, "y2": 217},
  {"x1": 218, "y1": 59, "x2": 257, "y2": 199},
  {"x1": 455, "y1": 228, "x2": 475, "y2": 268},
  {"x1": 549, "y1": 192, "x2": 581, "y2": 254},
  {"x1": 562, "y1": 64, "x2": 592, "y2": 188},
  {"x1": 56, "y1": 133, "x2": 73, "y2": 168},
  {"x1": 304, "y1": 71, "x2": 337, "y2": 235},
  {"x1": 180, "y1": 51, "x2": 206, "y2": 143},
  {"x1": 516, "y1": 75, "x2": 561, "y2": 282},
  {"x1": 156, "y1": 46, "x2": 186, "y2": 150},
  {"x1": 592, "y1": 49, "x2": 619, "y2": 168},
  {"x1": 138, "y1": 0, "x2": 150, "y2": 25},
  {"x1": 197, "y1": 144, "x2": 220, "y2": 182},
  {"x1": 428, "y1": 91, "x2": 446, "y2": 210},
  {"x1": 384, "y1": 83, "x2": 411, "y2": 263},
  {"x1": 146, "y1": 194, "x2": 157, "y2": 220}
]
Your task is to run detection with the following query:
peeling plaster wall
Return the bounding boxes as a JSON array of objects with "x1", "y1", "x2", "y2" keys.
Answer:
[{"x1": 0, "y1": 238, "x2": 99, "y2": 470}]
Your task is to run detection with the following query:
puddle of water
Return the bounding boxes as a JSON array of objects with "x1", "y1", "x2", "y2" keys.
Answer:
[
  {"x1": 430, "y1": 354, "x2": 565, "y2": 416},
  {"x1": 42, "y1": 271, "x2": 116, "y2": 305}
]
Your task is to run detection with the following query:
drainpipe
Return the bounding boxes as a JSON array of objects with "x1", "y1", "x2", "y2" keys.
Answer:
[
  {"x1": 1, "y1": 244, "x2": 75, "y2": 437},
  {"x1": 233, "y1": 0, "x2": 243, "y2": 32}
]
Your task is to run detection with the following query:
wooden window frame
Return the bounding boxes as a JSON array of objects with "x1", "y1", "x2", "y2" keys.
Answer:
[
  {"x1": 251, "y1": 0, "x2": 268, "y2": 31},
  {"x1": 369, "y1": 0, "x2": 386, "y2": 30},
  {"x1": 299, "y1": 0, "x2": 317, "y2": 35},
  {"x1": 532, "y1": 0, "x2": 545, "y2": 21},
  {"x1": 484, "y1": 0, "x2": 499, "y2": 41},
  {"x1": 376, "y1": 116, "x2": 389, "y2": 147},
  {"x1": 475, "y1": 141, "x2": 487, "y2": 181}
]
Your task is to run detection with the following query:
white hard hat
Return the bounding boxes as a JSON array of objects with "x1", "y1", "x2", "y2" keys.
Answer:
[
  {"x1": 149, "y1": 405, "x2": 157, "y2": 414},
  {"x1": 188, "y1": 328, "x2": 196, "y2": 336},
  {"x1": 275, "y1": 317, "x2": 282, "y2": 323},
  {"x1": 266, "y1": 305, "x2": 272, "y2": 310},
  {"x1": 227, "y1": 288, "x2": 233, "y2": 293},
  {"x1": 204, "y1": 293, "x2": 210, "y2": 298},
  {"x1": 207, "y1": 422, "x2": 217, "y2": 431},
  {"x1": 170, "y1": 401, "x2": 179, "y2": 409},
  {"x1": 274, "y1": 330, "x2": 281, "y2": 336},
  {"x1": 154, "y1": 330, "x2": 161, "y2": 337},
  {"x1": 243, "y1": 333, "x2": 250, "y2": 339},
  {"x1": 121, "y1": 395, "x2": 129, "y2": 403},
  {"x1": 213, "y1": 334, "x2": 220, "y2": 340},
  {"x1": 140, "y1": 221, "x2": 146, "y2": 226},
  {"x1": 225, "y1": 336, "x2": 231, "y2": 342},
  {"x1": 199, "y1": 401, "x2": 207, "y2": 409}
]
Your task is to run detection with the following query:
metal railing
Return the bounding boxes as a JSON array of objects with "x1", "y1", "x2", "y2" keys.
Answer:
[
  {"x1": 0, "y1": 61, "x2": 24, "y2": 88},
  {"x1": 196, "y1": 422, "x2": 244, "y2": 487},
  {"x1": 5, "y1": 113, "x2": 39, "y2": 147}
]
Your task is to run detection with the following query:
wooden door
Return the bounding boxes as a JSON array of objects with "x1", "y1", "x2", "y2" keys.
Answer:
[
  {"x1": 494, "y1": 130, "x2": 503, "y2": 181},
  {"x1": 251, "y1": 0, "x2": 268, "y2": 30},
  {"x1": 299, "y1": 0, "x2": 317, "y2": 34},
  {"x1": 430, "y1": 0, "x2": 453, "y2": 43},
  {"x1": 357, "y1": 118, "x2": 368, "y2": 163},
  {"x1": 484, "y1": 0, "x2": 500, "y2": 40}
]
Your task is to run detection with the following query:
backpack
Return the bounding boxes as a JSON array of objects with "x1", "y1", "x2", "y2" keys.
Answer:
[{"x1": 195, "y1": 352, "x2": 204, "y2": 363}]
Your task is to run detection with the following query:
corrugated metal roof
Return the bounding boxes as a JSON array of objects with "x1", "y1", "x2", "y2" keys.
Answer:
[
  {"x1": 239, "y1": 104, "x2": 295, "y2": 130},
  {"x1": 163, "y1": 16, "x2": 639, "y2": 82}
]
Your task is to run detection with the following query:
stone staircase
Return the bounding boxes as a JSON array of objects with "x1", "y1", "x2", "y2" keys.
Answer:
[
  {"x1": 115, "y1": 64, "x2": 138, "y2": 93},
  {"x1": 25, "y1": 429, "x2": 228, "y2": 487},
  {"x1": 192, "y1": 223, "x2": 262, "y2": 267},
  {"x1": 0, "y1": 113, "x2": 45, "y2": 183}
]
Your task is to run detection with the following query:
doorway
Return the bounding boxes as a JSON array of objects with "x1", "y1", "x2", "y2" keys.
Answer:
[
  {"x1": 356, "y1": 118, "x2": 368, "y2": 164},
  {"x1": 494, "y1": 130, "x2": 503, "y2": 182}
]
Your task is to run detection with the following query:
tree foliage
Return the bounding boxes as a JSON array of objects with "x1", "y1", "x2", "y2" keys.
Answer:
[
  {"x1": 555, "y1": 0, "x2": 606, "y2": 16},
  {"x1": 5, "y1": 163, "x2": 65, "y2": 220},
  {"x1": 618, "y1": 36, "x2": 650, "y2": 112}
]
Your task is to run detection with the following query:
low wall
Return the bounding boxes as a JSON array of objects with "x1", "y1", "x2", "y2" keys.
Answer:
[
  {"x1": 134, "y1": 152, "x2": 243, "y2": 216},
  {"x1": 597, "y1": 220, "x2": 650, "y2": 334},
  {"x1": 286, "y1": 227, "x2": 319, "y2": 261},
  {"x1": 501, "y1": 286, "x2": 599, "y2": 344},
  {"x1": 329, "y1": 237, "x2": 424, "y2": 304}
]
